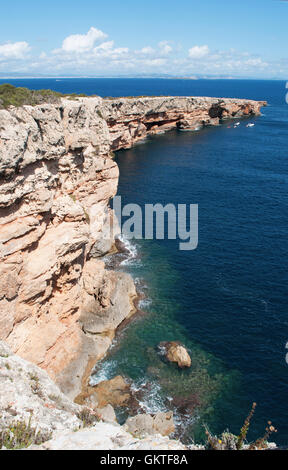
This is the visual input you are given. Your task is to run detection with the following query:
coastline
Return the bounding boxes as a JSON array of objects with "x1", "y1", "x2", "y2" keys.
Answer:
[
  {"x1": 0, "y1": 94, "x2": 266, "y2": 402},
  {"x1": 75, "y1": 235, "x2": 148, "y2": 407}
]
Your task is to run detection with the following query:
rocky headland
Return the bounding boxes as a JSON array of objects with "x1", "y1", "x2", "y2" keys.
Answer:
[{"x1": 0, "y1": 94, "x2": 266, "y2": 406}]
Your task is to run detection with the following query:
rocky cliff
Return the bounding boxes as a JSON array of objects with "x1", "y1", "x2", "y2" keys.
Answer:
[
  {"x1": 0, "y1": 95, "x2": 266, "y2": 398},
  {"x1": 0, "y1": 342, "x2": 278, "y2": 450},
  {"x1": 0, "y1": 341, "x2": 190, "y2": 450}
]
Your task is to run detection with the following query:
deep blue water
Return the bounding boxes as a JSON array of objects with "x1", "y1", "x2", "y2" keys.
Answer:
[
  {"x1": 0, "y1": 77, "x2": 277, "y2": 102},
  {"x1": 3, "y1": 78, "x2": 288, "y2": 445}
]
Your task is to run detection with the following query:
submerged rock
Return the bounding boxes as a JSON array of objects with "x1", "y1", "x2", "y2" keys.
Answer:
[
  {"x1": 159, "y1": 341, "x2": 192, "y2": 368},
  {"x1": 84, "y1": 375, "x2": 131, "y2": 409}
]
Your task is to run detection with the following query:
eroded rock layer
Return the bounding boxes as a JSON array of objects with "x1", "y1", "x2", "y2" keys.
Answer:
[{"x1": 0, "y1": 95, "x2": 266, "y2": 397}]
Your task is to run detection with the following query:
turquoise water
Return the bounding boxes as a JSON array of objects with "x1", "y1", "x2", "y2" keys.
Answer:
[
  {"x1": 92, "y1": 238, "x2": 241, "y2": 443},
  {"x1": 93, "y1": 81, "x2": 288, "y2": 445},
  {"x1": 3, "y1": 78, "x2": 287, "y2": 445}
]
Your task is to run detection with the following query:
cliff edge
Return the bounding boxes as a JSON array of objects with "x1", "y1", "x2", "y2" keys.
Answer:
[{"x1": 0, "y1": 95, "x2": 266, "y2": 398}]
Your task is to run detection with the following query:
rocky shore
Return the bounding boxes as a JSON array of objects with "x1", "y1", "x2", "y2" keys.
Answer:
[
  {"x1": 0, "y1": 94, "x2": 266, "y2": 404},
  {"x1": 2, "y1": 341, "x2": 277, "y2": 450},
  {"x1": 0, "y1": 341, "x2": 192, "y2": 450}
]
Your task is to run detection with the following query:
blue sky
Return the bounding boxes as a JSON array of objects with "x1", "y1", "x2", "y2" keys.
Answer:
[{"x1": 0, "y1": 0, "x2": 287, "y2": 78}]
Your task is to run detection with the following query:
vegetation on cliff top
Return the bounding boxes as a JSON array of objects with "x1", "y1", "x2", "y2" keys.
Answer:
[
  {"x1": 0, "y1": 83, "x2": 89, "y2": 109},
  {"x1": 0, "y1": 83, "x2": 166, "y2": 109}
]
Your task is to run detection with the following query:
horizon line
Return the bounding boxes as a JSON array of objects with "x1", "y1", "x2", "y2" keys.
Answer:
[{"x1": 0, "y1": 76, "x2": 286, "y2": 81}]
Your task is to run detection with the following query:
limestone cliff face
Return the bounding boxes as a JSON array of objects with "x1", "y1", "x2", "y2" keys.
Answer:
[
  {"x1": 101, "y1": 96, "x2": 266, "y2": 149},
  {"x1": 0, "y1": 95, "x2": 266, "y2": 398}
]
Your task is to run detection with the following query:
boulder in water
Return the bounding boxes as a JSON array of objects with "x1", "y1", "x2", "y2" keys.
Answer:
[{"x1": 159, "y1": 341, "x2": 191, "y2": 368}]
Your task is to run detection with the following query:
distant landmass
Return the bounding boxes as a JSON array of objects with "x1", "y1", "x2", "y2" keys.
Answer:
[{"x1": 0, "y1": 72, "x2": 283, "y2": 80}]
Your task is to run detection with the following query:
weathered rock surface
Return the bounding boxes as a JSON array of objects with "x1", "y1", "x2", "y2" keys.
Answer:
[
  {"x1": 124, "y1": 411, "x2": 175, "y2": 437},
  {"x1": 0, "y1": 344, "x2": 276, "y2": 451},
  {"x1": 160, "y1": 341, "x2": 192, "y2": 368},
  {"x1": 101, "y1": 96, "x2": 266, "y2": 150},
  {"x1": 0, "y1": 95, "x2": 266, "y2": 398},
  {"x1": 0, "y1": 343, "x2": 189, "y2": 450},
  {"x1": 77, "y1": 375, "x2": 131, "y2": 409},
  {"x1": 0, "y1": 341, "x2": 82, "y2": 434},
  {"x1": 28, "y1": 422, "x2": 189, "y2": 451},
  {"x1": 95, "y1": 404, "x2": 117, "y2": 424}
]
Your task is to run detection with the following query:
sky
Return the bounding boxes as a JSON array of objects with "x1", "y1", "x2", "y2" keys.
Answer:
[{"x1": 0, "y1": 0, "x2": 287, "y2": 78}]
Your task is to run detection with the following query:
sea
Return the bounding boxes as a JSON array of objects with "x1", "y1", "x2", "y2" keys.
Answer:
[{"x1": 2, "y1": 78, "x2": 287, "y2": 446}]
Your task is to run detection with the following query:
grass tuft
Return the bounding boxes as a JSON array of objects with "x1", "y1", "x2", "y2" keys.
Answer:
[
  {"x1": 0, "y1": 414, "x2": 52, "y2": 450},
  {"x1": 76, "y1": 408, "x2": 99, "y2": 428}
]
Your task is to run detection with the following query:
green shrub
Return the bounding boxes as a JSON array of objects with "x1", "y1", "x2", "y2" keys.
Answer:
[
  {"x1": 0, "y1": 415, "x2": 52, "y2": 450},
  {"x1": 0, "y1": 84, "x2": 90, "y2": 109},
  {"x1": 236, "y1": 402, "x2": 257, "y2": 450},
  {"x1": 205, "y1": 403, "x2": 278, "y2": 450}
]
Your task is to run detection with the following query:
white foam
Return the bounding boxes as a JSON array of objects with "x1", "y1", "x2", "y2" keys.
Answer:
[
  {"x1": 89, "y1": 359, "x2": 117, "y2": 386},
  {"x1": 157, "y1": 345, "x2": 167, "y2": 356},
  {"x1": 133, "y1": 137, "x2": 148, "y2": 146},
  {"x1": 131, "y1": 378, "x2": 167, "y2": 415},
  {"x1": 179, "y1": 126, "x2": 201, "y2": 132},
  {"x1": 138, "y1": 298, "x2": 152, "y2": 309},
  {"x1": 117, "y1": 235, "x2": 138, "y2": 266}
]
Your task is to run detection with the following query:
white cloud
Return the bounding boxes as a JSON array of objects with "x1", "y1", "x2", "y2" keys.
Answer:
[
  {"x1": 188, "y1": 45, "x2": 210, "y2": 59},
  {"x1": 143, "y1": 58, "x2": 167, "y2": 66},
  {"x1": 136, "y1": 46, "x2": 155, "y2": 55},
  {"x1": 0, "y1": 41, "x2": 30, "y2": 59},
  {"x1": 91, "y1": 41, "x2": 129, "y2": 59},
  {"x1": 93, "y1": 41, "x2": 114, "y2": 53},
  {"x1": 0, "y1": 27, "x2": 284, "y2": 78},
  {"x1": 136, "y1": 42, "x2": 172, "y2": 57},
  {"x1": 56, "y1": 27, "x2": 107, "y2": 53},
  {"x1": 245, "y1": 58, "x2": 268, "y2": 67},
  {"x1": 159, "y1": 41, "x2": 173, "y2": 55}
]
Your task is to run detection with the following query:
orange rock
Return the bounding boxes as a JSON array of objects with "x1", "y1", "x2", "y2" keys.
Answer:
[{"x1": 160, "y1": 341, "x2": 192, "y2": 368}]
